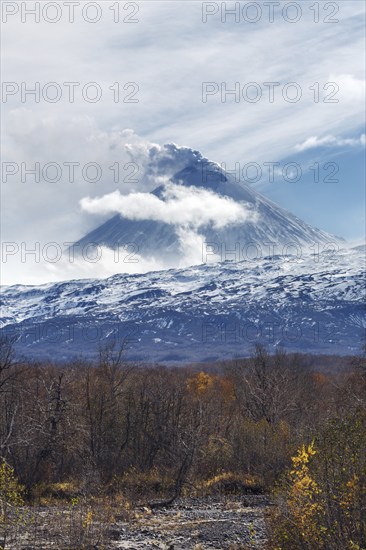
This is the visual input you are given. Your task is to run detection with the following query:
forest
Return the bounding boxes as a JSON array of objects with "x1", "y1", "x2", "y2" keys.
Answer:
[{"x1": 0, "y1": 336, "x2": 365, "y2": 549}]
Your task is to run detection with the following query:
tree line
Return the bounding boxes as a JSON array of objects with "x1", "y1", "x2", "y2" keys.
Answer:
[{"x1": 0, "y1": 336, "x2": 365, "y2": 549}]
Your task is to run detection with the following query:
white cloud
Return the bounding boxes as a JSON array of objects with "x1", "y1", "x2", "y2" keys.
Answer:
[
  {"x1": 1, "y1": 234, "x2": 220, "y2": 286},
  {"x1": 80, "y1": 183, "x2": 256, "y2": 229},
  {"x1": 0, "y1": 245, "x2": 170, "y2": 285},
  {"x1": 295, "y1": 133, "x2": 366, "y2": 152},
  {"x1": 329, "y1": 74, "x2": 365, "y2": 103}
]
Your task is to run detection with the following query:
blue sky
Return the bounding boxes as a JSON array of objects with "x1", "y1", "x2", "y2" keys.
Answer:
[
  {"x1": 1, "y1": 0, "x2": 365, "y2": 282},
  {"x1": 258, "y1": 135, "x2": 365, "y2": 240}
]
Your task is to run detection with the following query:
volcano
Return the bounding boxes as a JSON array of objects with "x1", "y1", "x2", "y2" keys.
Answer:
[{"x1": 73, "y1": 145, "x2": 340, "y2": 266}]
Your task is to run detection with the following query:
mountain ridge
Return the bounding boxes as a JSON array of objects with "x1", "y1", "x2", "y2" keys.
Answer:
[{"x1": 1, "y1": 247, "x2": 364, "y2": 363}]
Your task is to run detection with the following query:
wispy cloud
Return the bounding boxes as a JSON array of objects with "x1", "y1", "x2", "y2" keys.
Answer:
[
  {"x1": 295, "y1": 133, "x2": 366, "y2": 152},
  {"x1": 2, "y1": 3, "x2": 365, "y2": 163}
]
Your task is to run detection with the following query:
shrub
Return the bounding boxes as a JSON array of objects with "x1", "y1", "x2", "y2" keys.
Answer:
[
  {"x1": 268, "y1": 412, "x2": 366, "y2": 549},
  {"x1": 0, "y1": 461, "x2": 25, "y2": 549}
]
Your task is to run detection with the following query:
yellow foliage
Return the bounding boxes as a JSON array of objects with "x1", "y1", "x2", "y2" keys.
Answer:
[
  {"x1": 341, "y1": 475, "x2": 360, "y2": 512},
  {"x1": 82, "y1": 509, "x2": 93, "y2": 529},
  {"x1": 0, "y1": 460, "x2": 25, "y2": 542},
  {"x1": 204, "y1": 472, "x2": 238, "y2": 488},
  {"x1": 187, "y1": 372, "x2": 215, "y2": 397},
  {"x1": 287, "y1": 442, "x2": 324, "y2": 544},
  {"x1": 200, "y1": 471, "x2": 260, "y2": 493},
  {"x1": 0, "y1": 461, "x2": 24, "y2": 514}
]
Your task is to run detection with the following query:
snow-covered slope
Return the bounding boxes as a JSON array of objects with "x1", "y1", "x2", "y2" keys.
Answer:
[
  {"x1": 1, "y1": 248, "x2": 364, "y2": 362},
  {"x1": 74, "y1": 149, "x2": 340, "y2": 264}
]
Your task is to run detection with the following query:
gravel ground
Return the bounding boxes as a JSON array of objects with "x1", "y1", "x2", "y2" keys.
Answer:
[
  {"x1": 112, "y1": 495, "x2": 269, "y2": 549},
  {"x1": 7, "y1": 495, "x2": 269, "y2": 549}
]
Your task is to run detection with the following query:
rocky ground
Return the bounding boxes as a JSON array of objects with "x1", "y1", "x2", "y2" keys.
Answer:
[
  {"x1": 113, "y1": 495, "x2": 269, "y2": 549},
  {"x1": 6, "y1": 495, "x2": 269, "y2": 549}
]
